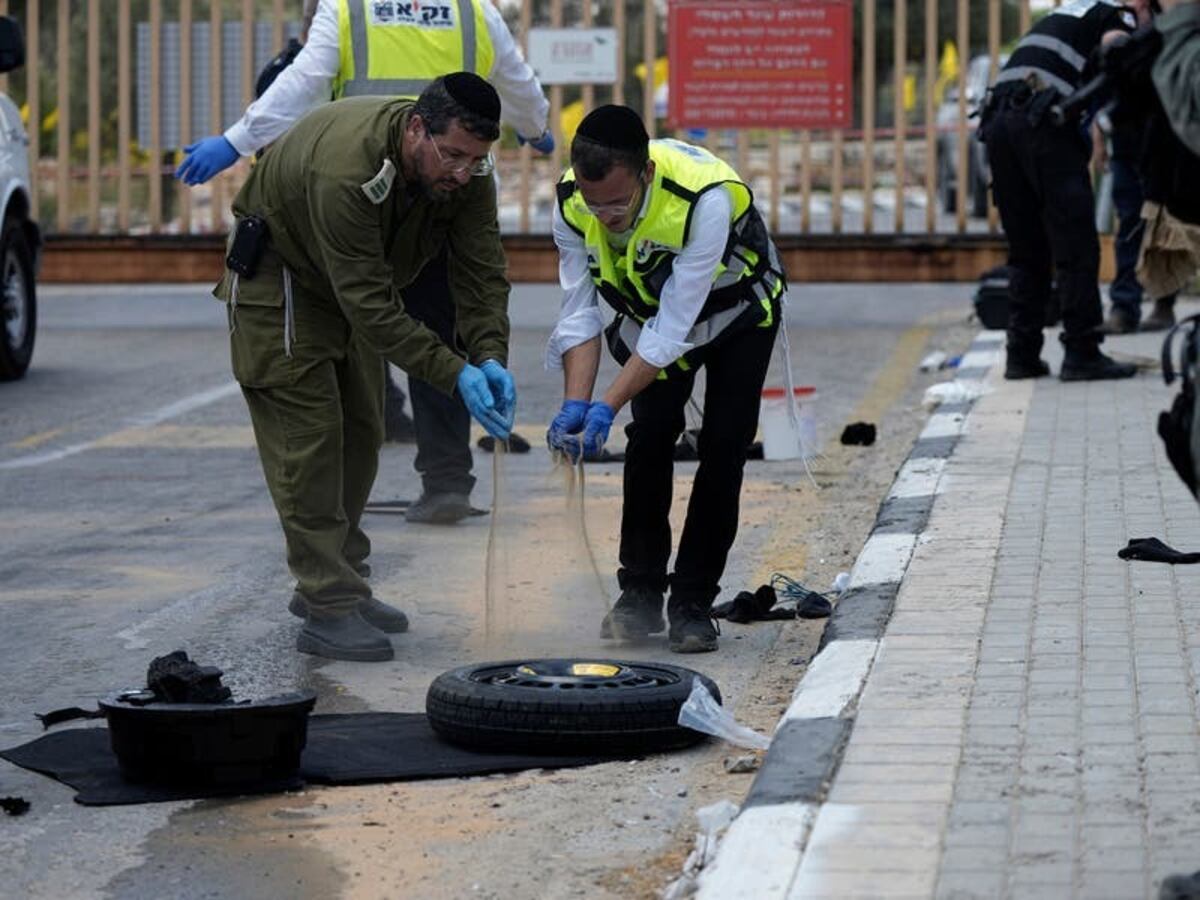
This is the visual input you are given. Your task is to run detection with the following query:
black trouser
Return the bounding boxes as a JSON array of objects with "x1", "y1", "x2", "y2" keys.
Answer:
[
  {"x1": 983, "y1": 89, "x2": 1104, "y2": 360},
  {"x1": 392, "y1": 249, "x2": 475, "y2": 497},
  {"x1": 617, "y1": 312, "x2": 779, "y2": 608}
]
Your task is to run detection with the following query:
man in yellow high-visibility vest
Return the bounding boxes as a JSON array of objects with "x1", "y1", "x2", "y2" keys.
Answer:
[
  {"x1": 178, "y1": 0, "x2": 550, "y2": 527},
  {"x1": 546, "y1": 106, "x2": 787, "y2": 654}
]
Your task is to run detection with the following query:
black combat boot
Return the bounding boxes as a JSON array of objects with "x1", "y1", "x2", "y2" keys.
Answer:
[
  {"x1": 600, "y1": 585, "x2": 666, "y2": 639},
  {"x1": 1060, "y1": 348, "x2": 1137, "y2": 381},
  {"x1": 296, "y1": 609, "x2": 394, "y2": 662},
  {"x1": 1004, "y1": 357, "x2": 1051, "y2": 379},
  {"x1": 290, "y1": 591, "x2": 408, "y2": 633},
  {"x1": 667, "y1": 596, "x2": 720, "y2": 653}
]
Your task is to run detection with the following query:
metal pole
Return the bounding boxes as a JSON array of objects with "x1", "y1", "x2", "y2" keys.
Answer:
[{"x1": 56, "y1": 0, "x2": 70, "y2": 233}]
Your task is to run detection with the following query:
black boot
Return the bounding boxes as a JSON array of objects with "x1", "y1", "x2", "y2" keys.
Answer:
[
  {"x1": 600, "y1": 586, "x2": 665, "y2": 639},
  {"x1": 1004, "y1": 338, "x2": 1049, "y2": 380},
  {"x1": 1060, "y1": 349, "x2": 1137, "y2": 382},
  {"x1": 290, "y1": 591, "x2": 409, "y2": 633},
  {"x1": 296, "y1": 609, "x2": 394, "y2": 662},
  {"x1": 667, "y1": 596, "x2": 720, "y2": 653}
]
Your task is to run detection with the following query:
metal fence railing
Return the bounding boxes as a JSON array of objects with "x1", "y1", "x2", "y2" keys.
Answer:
[{"x1": 4, "y1": 0, "x2": 1033, "y2": 238}]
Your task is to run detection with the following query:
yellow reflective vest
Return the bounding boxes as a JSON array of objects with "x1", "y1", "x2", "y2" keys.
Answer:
[
  {"x1": 333, "y1": 0, "x2": 496, "y2": 99},
  {"x1": 557, "y1": 139, "x2": 785, "y2": 375}
]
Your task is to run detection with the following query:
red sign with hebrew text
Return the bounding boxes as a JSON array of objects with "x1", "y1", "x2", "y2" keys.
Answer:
[{"x1": 668, "y1": 0, "x2": 853, "y2": 129}]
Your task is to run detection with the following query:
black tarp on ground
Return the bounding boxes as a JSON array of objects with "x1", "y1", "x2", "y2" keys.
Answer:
[{"x1": 0, "y1": 712, "x2": 623, "y2": 806}]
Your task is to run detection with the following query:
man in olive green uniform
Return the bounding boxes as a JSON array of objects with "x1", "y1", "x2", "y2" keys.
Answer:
[{"x1": 217, "y1": 73, "x2": 515, "y2": 662}]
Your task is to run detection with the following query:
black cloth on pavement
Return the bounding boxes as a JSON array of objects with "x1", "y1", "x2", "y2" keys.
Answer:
[
  {"x1": 146, "y1": 651, "x2": 233, "y2": 704},
  {"x1": 713, "y1": 583, "x2": 832, "y2": 622},
  {"x1": 476, "y1": 433, "x2": 532, "y2": 454},
  {"x1": 1118, "y1": 537, "x2": 1200, "y2": 564},
  {"x1": 841, "y1": 422, "x2": 877, "y2": 446},
  {"x1": 35, "y1": 707, "x2": 106, "y2": 729},
  {"x1": 1160, "y1": 870, "x2": 1200, "y2": 900},
  {"x1": 0, "y1": 713, "x2": 623, "y2": 807},
  {"x1": 1, "y1": 796, "x2": 30, "y2": 816}
]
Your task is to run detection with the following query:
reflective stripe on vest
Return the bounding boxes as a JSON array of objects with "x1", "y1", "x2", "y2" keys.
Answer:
[
  {"x1": 560, "y1": 140, "x2": 784, "y2": 377},
  {"x1": 334, "y1": 0, "x2": 495, "y2": 99}
]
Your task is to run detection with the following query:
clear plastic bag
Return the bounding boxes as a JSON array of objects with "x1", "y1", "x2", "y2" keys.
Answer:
[{"x1": 677, "y1": 678, "x2": 772, "y2": 751}]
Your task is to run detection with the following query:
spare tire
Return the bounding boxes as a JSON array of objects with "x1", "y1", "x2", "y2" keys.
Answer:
[{"x1": 426, "y1": 659, "x2": 721, "y2": 755}]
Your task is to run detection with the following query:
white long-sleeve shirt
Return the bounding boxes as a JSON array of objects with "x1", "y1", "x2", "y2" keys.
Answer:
[
  {"x1": 545, "y1": 186, "x2": 733, "y2": 371},
  {"x1": 224, "y1": 0, "x2": 550, "y2": 155}
]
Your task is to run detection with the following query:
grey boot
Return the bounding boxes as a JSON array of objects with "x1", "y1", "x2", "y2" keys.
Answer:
[
  {"x1": 404, "y1": 491, "x2": 476, "y2": 524},
  {"x1": 1141, "y1": 297, "x2": 1177, "y2": 332},
  {"x1": 296, "y1": 610, "x2": 394, "y2": 662},
  {"x1": 290, "y1": 591, "x2": 408, "y2": 633}
]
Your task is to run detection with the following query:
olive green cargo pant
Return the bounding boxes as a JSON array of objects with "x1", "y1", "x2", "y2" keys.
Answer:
[{"x1": 222, "y1": 261, "x2": 385, "y2": 615}]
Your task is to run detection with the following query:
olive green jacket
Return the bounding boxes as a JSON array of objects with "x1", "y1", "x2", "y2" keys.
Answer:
[{"x1": 217, "y1": 96, "x2": 510, "y2": 395}]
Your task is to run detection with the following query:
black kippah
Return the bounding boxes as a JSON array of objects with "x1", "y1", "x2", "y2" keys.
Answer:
[
  {"x1": 442, "y1": 71, "x2": 500, "y2": 123},
  {"x1": 575, "y1": 105, "x2": 649, "y2": 150}
]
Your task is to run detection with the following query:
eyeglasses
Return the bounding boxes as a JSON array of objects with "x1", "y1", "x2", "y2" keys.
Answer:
[
  {"x1": 581, "y1": 177, "x2": 646, "y2": 217},
  {"x1": 424, "y1": 129, "x2": 494, "y2": 177}
]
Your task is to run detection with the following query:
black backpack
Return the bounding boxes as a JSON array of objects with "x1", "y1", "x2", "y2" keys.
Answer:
[{"x1": 1158, "y1": 313, "x2": 1200, "y2": 498}]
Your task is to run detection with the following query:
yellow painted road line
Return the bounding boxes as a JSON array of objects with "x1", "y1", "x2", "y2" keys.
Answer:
[
  {"x1": 93, "y1": 424, "x2": 257, "y2": 450},
  {"x1": 8, "y1": 427, "x2": 65, "y2": 450}
]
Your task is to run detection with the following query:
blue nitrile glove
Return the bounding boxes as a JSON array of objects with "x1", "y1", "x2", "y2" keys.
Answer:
[
  {"x1": 517, "y1": 130, "x2": 555, "y2": 155},
  {"x1": 529, "y1": 130, "x2": 555, "y2": 155},
  {"x1": 457, "y1": 363, "x2": 510, "y2": 441},
  {"x1": 580, "y1": 401, "x2": 614, "y2": 460},
  {"x1": 175, "y1": 136, "x2": 240, "y2": 185},
  {"x1": 546, "y1": 399, "x2": 590, "y2": 459},
  {"x1": 479, "y1": 360, "x2": 517, "y2": 432}
]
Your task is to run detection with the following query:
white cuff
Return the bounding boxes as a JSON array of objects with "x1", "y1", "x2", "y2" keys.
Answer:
[
  {"x1": 224, "y1": 122, "x2": 254, "y2": 157},
  {"x1": 544, "y1": 307, "x2": 606, "y2": 370},
  {"x1": 635, "y1": 317, "x2": 695, "y2": 368}
]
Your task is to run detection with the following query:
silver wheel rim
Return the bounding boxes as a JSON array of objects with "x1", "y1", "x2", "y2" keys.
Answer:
[{"x1": 3, "y1": 247, "x2": 26, "y2": 349}]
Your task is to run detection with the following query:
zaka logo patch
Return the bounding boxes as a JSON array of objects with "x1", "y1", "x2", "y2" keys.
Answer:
[{"x1": 370, "y1": 1, "x2": 457, "y2": 28}]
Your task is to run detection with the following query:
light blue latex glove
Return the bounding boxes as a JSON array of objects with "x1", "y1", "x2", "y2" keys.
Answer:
[
  {"x1": 479, "y1": 360, "x2": 516, "y2": 432},
  {"x1": 580, "y1": 401, "x2": 614, "y2": 460},
  {"x1": 457, "y1": 364, "x2": 510, "y2": 441},
  {"x1": 546, "y1": 399, "x2": 589, "y2": 458},
  {"x1": 175, "y1": 136, "x2": 240, "y2": 185}
]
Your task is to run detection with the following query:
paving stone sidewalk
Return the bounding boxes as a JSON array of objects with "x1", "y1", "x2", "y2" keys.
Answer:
[{"x1": 784, "y1": 316, "x2": 1200, "y2": 899}]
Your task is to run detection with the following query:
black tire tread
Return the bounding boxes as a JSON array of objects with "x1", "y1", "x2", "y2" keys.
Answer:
[
  {"x1": 425, "y1": 659, "x2": 720, "y2": 755},
  {"x1": 0, "y1": 216, "x2": 35, "y2": 382}
]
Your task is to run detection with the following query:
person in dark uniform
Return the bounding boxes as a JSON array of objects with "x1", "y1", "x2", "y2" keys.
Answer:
[{"x1": 982, "y1": 0, "x2": 1150, "y2": 381}]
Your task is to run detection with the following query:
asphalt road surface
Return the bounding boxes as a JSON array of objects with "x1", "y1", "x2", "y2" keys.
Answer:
[{"x1": 0, "y1": 280, "x2": 976, "y2": 899}]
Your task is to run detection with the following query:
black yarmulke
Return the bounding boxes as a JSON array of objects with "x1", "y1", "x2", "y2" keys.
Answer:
[
  {"x1": 575, "y1": 105, "x2": 649, "y2": 150},
  {"x1": 442, "y1": 71, "x2": 500, "y2": 123}
]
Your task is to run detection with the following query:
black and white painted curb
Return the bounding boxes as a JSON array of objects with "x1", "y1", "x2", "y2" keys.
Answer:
[{"x1": 695, "y1": 331, "x2": 1004, "y2": 899}]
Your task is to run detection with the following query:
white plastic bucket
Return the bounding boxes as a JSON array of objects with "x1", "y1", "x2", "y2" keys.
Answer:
[{"x1": 760, "y1": 386, "x2": 817, "y2": 460}]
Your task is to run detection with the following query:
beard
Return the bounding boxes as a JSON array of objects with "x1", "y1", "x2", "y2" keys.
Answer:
[{"x1": 412, "y1": 165, "x2": 465, "y2": 203}]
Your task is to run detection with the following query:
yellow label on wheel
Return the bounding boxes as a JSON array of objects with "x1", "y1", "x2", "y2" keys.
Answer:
[{"x1": 570, "y1": 663, "x2": 622, "y2": 678}]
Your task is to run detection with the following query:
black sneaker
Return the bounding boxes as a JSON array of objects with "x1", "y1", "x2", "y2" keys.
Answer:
[
  {"x1": 1004, "y1": 357, "x2": 1050, "y2": 380},
  {"x1": 667, "y1": 597, "x2": 720, "y2": 653},
  {"x1": 600, "y1": 586, "x2": 665, "y2": 639},
  {"x1": 1060, "y1": 351, "x2": 1137, "y2": 382}
]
